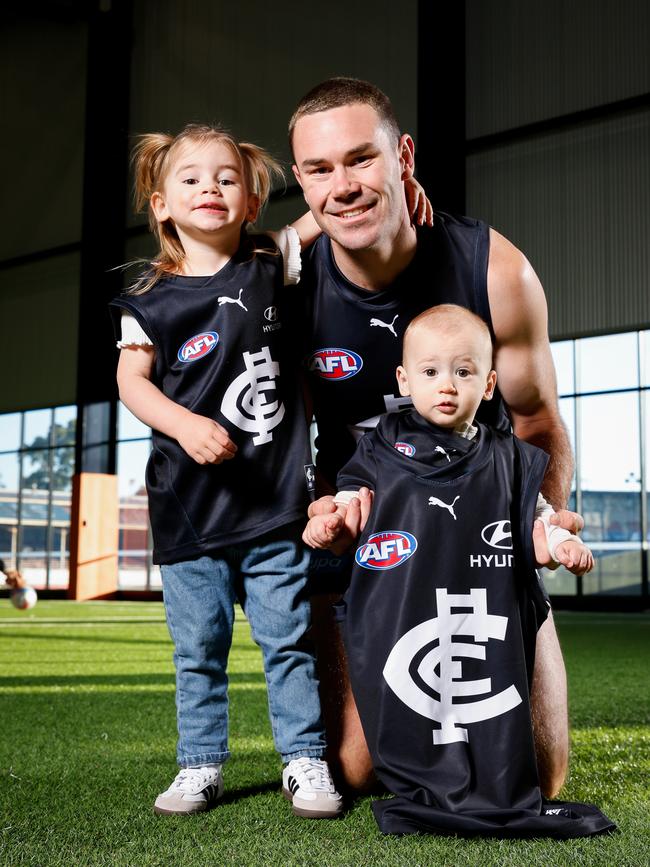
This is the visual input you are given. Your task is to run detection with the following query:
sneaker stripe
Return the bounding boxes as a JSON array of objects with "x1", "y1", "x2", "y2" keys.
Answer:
[
  {"x1": 203, "y1": 784, "x2": 219, "y2": 802},
  {"x1": 288, "y1": 776, "x2": 300, "y2": 795}
]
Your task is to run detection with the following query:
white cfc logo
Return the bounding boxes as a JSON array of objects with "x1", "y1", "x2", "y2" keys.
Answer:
[
  {"x1": 221, "y1": 346, "x2": 285, "y2": 445},
  {"x1": 383, "y1": 588, "x2": 522, "y2": 745}
]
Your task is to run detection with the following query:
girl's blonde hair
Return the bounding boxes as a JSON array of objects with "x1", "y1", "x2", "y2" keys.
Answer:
[{"x1": 129, "y1": 123, "x2": 284, "y2": 294}]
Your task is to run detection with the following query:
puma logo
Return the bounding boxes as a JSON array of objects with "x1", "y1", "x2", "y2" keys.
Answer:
[
  {"x1": 428, "y1": 495, "x2": 460, "y2": 520},
  {"x1": 369, "y1": 314, "x2": 398, "y2": 337},
  {"x1": 218, "y1": 287, "x2": 248, "y2": 311}
]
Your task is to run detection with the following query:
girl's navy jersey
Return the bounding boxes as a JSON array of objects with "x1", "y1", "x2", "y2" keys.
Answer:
[
  {"x1": 110, "y1": 236, "x2": 312, "y2": 565},
  {"x1": 335, "y1": 412, "x2": 614, "y2": 837},
  {"x1": 301, "y1": 212, "x2": 509, "y2": 484}
]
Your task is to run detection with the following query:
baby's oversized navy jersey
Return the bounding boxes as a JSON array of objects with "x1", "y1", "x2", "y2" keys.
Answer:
[
  {"x1": 110, "y1": 236, "x2": 312, "y2": 565},
  {"x1": 301, "y1": 212, "x2": 510, "y2": 484},
  {"x1": 335, "y1": 412, "x2": 614, "y2": 837}
]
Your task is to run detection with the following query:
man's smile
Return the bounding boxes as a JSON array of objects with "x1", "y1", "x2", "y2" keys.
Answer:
[{"x1": 328, "y1": 203, "x2": 375, "y2": 221}]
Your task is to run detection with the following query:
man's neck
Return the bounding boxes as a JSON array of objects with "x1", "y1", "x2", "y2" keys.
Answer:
[{"x1": 330, "y1": 221, "x2": 418, "y2": 291}]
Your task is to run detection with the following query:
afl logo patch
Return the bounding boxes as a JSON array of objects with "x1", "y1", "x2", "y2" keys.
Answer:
[
  {"x1": 395, "y1": 442, "x2": 416, "y2": 457},
  {"x1": 178, "y1": 332, "x2": 219, "y2": 363},
  {"x1": 355, "y1": 531, "x2": 417, "y2": 570},
  {"x1": 309, "y1": 348, "x2": 363, "y2": 380}
]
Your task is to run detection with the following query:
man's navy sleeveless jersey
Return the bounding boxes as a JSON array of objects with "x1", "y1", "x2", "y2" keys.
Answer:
[
  {"x1": 301, "y1": 212, "x2": 509, "y2": 484},
  {"x1": 336, "y1": 412, "x2": 615, "y2": 837},
  {"x1": 110, "y1": 236, "x2": 312, "y2": 565}
]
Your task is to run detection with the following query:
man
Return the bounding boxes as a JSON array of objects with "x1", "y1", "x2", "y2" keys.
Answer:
[{"x1": 290, "y1": 77, "x2": 580, "y2": 798}]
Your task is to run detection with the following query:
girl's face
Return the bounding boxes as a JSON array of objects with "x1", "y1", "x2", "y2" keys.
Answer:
[{"x1": 151, "y1": 139, "x2": 258, "y2": 245}]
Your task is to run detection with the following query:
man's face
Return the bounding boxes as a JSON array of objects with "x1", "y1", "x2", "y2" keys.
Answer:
[{"x1": 292, "y1": 103, "x2": 411, "y2": 253}]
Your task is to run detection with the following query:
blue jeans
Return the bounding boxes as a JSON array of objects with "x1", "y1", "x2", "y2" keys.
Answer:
[{"x1": 160, "y1": 523, "x2": 326, "y2": 767}]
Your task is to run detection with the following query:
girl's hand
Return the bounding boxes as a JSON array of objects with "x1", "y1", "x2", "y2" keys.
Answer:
[
  {"x1": 176, "y1": 413, "x2": 237, "y2": 465},
  {"x1": 405, "y1": 176, "x2": 433, "y2": 227}
]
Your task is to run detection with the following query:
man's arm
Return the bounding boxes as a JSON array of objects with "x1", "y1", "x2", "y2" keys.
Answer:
[
  {"x1": 488, "y1": 229, "x2": 572, "y2": 797},
  {"x1": 488, "y1": 229, "x2": 573, "y2": 511}
]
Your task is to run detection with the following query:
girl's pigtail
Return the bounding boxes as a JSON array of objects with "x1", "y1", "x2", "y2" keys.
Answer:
[
  {"x1": 132, "y1": 134, "x2": 172, "y2": 215},
  {"x1": 128, "y1": 133, "x2": 185, "y2": 294}
]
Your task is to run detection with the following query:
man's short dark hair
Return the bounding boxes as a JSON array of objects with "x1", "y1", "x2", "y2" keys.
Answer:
[{"x1": 289, "y1": 77, "x2": 401, "y2": 153}]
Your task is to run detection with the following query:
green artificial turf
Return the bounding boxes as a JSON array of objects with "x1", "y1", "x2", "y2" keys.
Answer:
[{"x1": 0, "y1": 602, "x2": 647, "y2": 867}]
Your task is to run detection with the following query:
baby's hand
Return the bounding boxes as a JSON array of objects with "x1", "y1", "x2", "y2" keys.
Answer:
[
  {"x1": 176, "y1": 413, "x2": 237, "y2": 465},
  {"x1": 303, "y1": 511, "x2": 346, "y2": 550},
  {"x1": 553, "y1": 539, "x2": 594, "y2": 576}
]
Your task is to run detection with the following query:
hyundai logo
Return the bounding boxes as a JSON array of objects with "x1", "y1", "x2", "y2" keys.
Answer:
[{"x1": 481, "y1": 520, "x2": 512, "y2": 550}]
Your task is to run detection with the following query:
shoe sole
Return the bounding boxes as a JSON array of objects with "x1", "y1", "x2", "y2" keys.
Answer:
[
  {"x1": 282, "y1": 786, "x2": 343, "y2": 819},
  {"x1": 154, "y1": 786, "x2": 223, "y2": 817},
  {"x1": 153, "y1": 799, "x2": 218, "y2": 816}
]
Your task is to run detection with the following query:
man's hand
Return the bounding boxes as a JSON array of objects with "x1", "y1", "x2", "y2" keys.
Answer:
[
  {"x1": 307, "y1": 489, "x2": 374, "y2": 554},
  {"x1": 549, "y1": 509, "x2": 584, "y2": 534},
  {"x1": 176, "y1": 414, "x2": 238, "y2": 465},
  {"x1": 533, "y1": 509, "x2": 586, "y2": 568}
]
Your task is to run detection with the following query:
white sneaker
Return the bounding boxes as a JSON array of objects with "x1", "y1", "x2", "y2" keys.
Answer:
[
  {"x1": 154, "y1": 766, "x2": 224, "y2": 815},
  {"x1": 282, "y1": 757, "x2": 343, "y2": 818}
]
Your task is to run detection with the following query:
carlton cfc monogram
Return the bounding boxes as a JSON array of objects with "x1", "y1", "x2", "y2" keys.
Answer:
[
  {"x1": 221, "y1": 346, "x2": 285, "y2": 445},
  {"x1": 383, "y1": 587, "x2": 523, "y2": 745}
]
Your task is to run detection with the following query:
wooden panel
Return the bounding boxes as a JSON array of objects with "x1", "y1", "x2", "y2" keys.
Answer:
[{"x1": 68, "y1": 473, "x2": 119, "y2": 601}]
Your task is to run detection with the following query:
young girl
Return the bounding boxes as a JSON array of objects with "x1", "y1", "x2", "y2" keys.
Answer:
[{"x1": 111, "y1": 123, "x2": 343, "y2": 818}]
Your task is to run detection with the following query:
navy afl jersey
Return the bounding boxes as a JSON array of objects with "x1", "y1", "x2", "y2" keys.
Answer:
[
  {"x1": 336, "y1": 412, "x2": 614, "y2": 837},
  {"x1": 110, "y1": 235, "x2": 312, "y2": 565},
  {"x1": 302, "y1": 212, "x2": 509, "y2": 484}
]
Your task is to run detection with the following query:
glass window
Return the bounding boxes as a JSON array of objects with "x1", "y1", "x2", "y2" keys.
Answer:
[
  {"x1": 583, "y1": 548, "x2": 642, "y2": 596},
  {"x1": 53, "y1": 405, "x2": 76, "y2": 444},
  {"x1": 577, "y1": 332, "x2": 639, "y2": 393},
  {"x1": 51, "y1": 447, "x2": 75, "y2": 493},
  {"x1": 0, "y1": 405, "x2": 76, "y2": 590},
  {"x1": 117, "y1": 440, "x2": 150, "y2": 498},
  {"x1": 19, "y1": 519, "x2": 48, "y2": 588},
  {"x1": 0, "y1": 413, "x2": 21, "y2": 453},
  {"x1": 82, "y1": 444, "x2": 110, "y2": 474},
  {"x1": 24, "y1": 408, "x2": 54, "y2": 448},
  {"x1": 645, "y1": 391, "x2": 650, "y2": 542},
  {"x1": 539, "y1": 567, "x2": 576, "y2": 596},
  {"x1": 118, "y1": 401, "x2": 150, "y2": 441},
  {"x1": 578, "y1": 393, "x2": 641, "y2": 543},
  {"x1": 579, "y1": 392, "x2": 640, "y2": 492},
  {"x1": 641, "y1": 330, "x2": 650, "y2": 387},
  {"x1": 0, "y1": 452, "x2": 19, "y2": 495},
  {"x1": 0, "y1": 452, "x2": 19, "y2": 568},
  {"x1": 117, "y1": 439, "x2": 151, "y2": 591},
  {"x1": 22, "y1": 450, "x2": 51, "y2": 496},
  {"x1": 558, "y1": 397, "x2": 576, "y2": 492},
  {"x1": 149, "y1": 564, "x2": 162, "y2": 589},
  {"x1": 82, "y1": 402, "x2": 111, "y2": 446},
  {"x1": 551, "y1": 340, "x2": 575, "y2": 397}
]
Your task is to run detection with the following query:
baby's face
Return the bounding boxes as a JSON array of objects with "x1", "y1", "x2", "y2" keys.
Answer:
[{"x1": 396, "y1": 324, "x2": 496, "y2": 429}]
